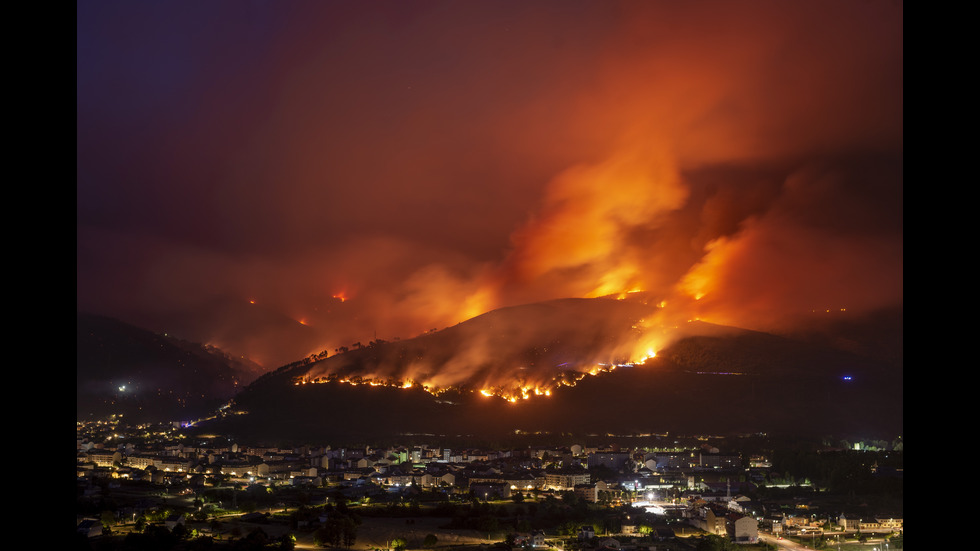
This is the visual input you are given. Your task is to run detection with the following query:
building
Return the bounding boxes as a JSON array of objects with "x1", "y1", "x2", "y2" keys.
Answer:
[
  {"x1": 574, "y1": 483, "x2": 598, "y2": 503},
  {"x1": 544, "y1": 469, "x2": 590, "y2": 490},
  {"x1": 471, "y1": 481, "x2": 510, "y2": 501},
  {"x1": 727, "y1": 514, "x2": 758, "y2": 544},
  {"x1": 839, "y1": 514, "x2": 903, "y2": 533},
  {"x1": 76, "y1": 519, "x2": 101, "y2": 538},
  {"x1": 587, "y1": 452, "x2": 631, "y2": 471}
]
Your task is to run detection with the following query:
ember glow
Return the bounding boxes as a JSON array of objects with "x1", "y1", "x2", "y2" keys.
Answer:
[
  {"x1": 294, "y1": 351, "x2": 650, "y2": 403},
  {"x1": 78, "y1": 1, "x2": 902, "y2": 381}
]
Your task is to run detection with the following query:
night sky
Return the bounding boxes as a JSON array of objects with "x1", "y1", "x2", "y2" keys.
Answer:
[{"x1": 77, "y1": 1, "x2": 903, "y2": 369}]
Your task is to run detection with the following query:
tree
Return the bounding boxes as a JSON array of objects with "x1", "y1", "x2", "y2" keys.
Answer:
[
  {"x1": 171, "y1": 523, "x2": 190, "y2": 541},
  {"x1": 100, "y1": 510, "x2": 116, "y2": 529},
  {"x1": 244, "y1": 528, "x2": 271, "y2": 548},
  {"x1": 341, "y1": 516, "x2": 358, "y2": 548},
  {"x1": 313, "y1": 527, "x2": 333, "y2": 548},
  {"x1": 695, "y1": 534, "x2": 732, "y2": 551},
  {"x1": 423, "y1": 534, "x2": 438, "y2": 548},
  {"x1": 392, "y1": 536, "x2": 409, "y2": 550},
  {"x1": 279, "y1": 534, "x2": 297, "y2": 550}
]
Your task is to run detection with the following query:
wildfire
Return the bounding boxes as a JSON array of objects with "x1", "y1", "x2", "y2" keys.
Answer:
[
  {"x1": 293, "y1": 354, "x2": 656, "y2": 403},
  {"x1": 637, "y1": 348, "x2": 656, "y2": 364},
  {"x1": 285, "y1": 286, "x2": 688, "y2": 404}
]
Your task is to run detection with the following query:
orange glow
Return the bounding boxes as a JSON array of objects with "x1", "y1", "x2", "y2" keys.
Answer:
[
  {"x1": 293, "y1": 350, "x2": 670, "y2": 403},
  {"x1": 193, "y1": 3, "x2": 898, "y2": 396},
  {"x1": 461, "y1": 288, "x2": 493, "y2": 323},
  {"x1": 76, "y1": 2, "x2": 902, "y2": 376},
  {"x1": 638, "y1": 348, "x2": 656, "y2": 363},
  {"x1": 679, "y1": 236, "x2": 729, "y2": 303}
]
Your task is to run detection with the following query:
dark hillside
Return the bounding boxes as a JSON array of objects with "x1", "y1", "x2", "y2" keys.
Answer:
[
  {"x1": 77, "y1": 312, "x2": 263, "y2": 423},
  {"x1": 197, "y1": 302, "x2": 901, "y2": 445}
]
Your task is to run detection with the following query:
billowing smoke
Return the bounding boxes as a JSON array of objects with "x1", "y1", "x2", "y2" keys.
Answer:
[{"x1": 77, "y1": 1, "x2": 902, "y2": 373}]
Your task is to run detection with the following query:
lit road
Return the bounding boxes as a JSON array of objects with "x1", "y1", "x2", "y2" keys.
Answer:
[
  {"x1": 759, "y1": 534, "x2": 813, "y2": 550},
  {"x1": 761, "y1": 531, "x2": 885, "y2": 550}
]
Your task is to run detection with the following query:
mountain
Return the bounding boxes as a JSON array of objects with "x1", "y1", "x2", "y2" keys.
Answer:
[
  {"x1": 77, "y1": 312, "x2": 264, "y2": 423},
  {"x1": 191, "y1": 298, "x2": 902, "y2": 444},
  {"x1": 105, "y1": 296, "x2": 331, "y2": 369}
]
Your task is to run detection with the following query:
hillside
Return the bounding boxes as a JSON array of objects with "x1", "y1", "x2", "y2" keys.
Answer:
[
  {"x1": 194, "y1": 299, "x2": 902, "y2": 444},
  {"x1": 77, "y1": 312, "x2": 264, "y2": 423}
]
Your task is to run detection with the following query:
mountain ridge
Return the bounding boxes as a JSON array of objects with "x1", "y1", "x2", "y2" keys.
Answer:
[
  {"x1": 77, "y1": 312, "x2": 264, "y2": 423},
  {"x1": 194, "y1": 298, "x2": 901, "y2": 444}
]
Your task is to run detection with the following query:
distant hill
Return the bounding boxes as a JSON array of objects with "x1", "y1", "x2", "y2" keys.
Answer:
[
  {"x1": 77, "y1": 312, "x2": 264, "y2": 423},
  {"x1": 192, "y1": 299, "x2": 902, "y2": 445}
]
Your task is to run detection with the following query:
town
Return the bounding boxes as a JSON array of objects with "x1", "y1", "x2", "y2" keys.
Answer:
[{"x1": 77, "y1": 418, "x2": 903, "y2": 550}]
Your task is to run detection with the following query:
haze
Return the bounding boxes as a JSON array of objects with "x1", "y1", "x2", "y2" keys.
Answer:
[{"x1": 77, "y1": 1, "x2": 903, "y2": 369}]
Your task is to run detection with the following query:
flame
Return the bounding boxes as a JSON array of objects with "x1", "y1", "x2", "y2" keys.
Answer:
[
  {"x1": 637, "y1": 348, "x2": 656, "y2": 364},
  {"x1": 332, "y1": 292, "x2": 347, "y2": 302},
  {"x1": 293, "y1": 347, "x2": 663, "y2": 403},
  {"x1": 678, "y1": 237, "x2": 729, "y2": 303}
]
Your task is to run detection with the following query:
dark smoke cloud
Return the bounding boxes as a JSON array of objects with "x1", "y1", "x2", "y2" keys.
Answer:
[{"x1": 77, "y1": 0, "x2": 902, "y2": 368}]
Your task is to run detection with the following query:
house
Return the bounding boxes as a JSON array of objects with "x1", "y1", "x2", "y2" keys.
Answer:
[
  {"x1": 578, "y1": 525, "x2": 596, "y2": 540},
  {"x1": 164, "y1": 514, "x2": 185, "y2": 530}
]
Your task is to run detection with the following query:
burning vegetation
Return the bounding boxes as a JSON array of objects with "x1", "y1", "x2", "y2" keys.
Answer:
[
  {"x1": 286, "y1": 297, "x2": 672, "y2": 403},
  {"x1": 292, "y1": 357, "x2": 654, "y2": 403}
]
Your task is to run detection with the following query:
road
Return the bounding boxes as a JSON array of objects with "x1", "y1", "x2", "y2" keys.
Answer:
[{"x1": 759, "y1": 533, "x2": 816, "y2": 550}]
